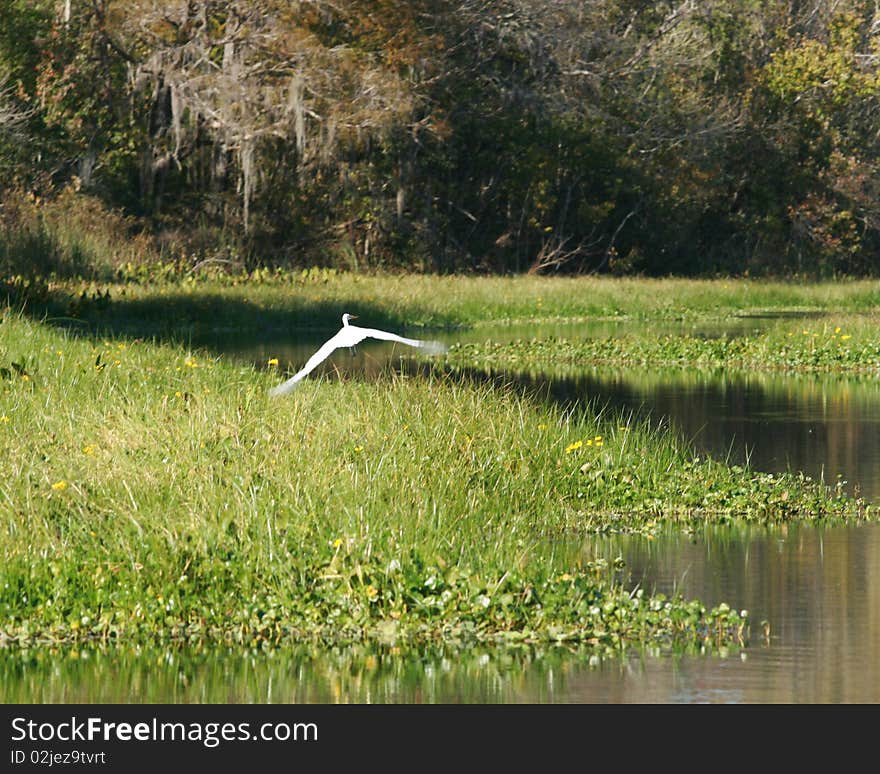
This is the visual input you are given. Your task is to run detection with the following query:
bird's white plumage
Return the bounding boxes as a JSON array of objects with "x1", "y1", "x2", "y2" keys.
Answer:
[{"x1": 268, "y1": 313, "x2": 447, "y2": 396}]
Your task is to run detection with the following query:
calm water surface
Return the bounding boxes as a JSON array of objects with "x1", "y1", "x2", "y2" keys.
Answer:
[{"x1": 4, "y1": 316, "x2": 879, "y2": 703}]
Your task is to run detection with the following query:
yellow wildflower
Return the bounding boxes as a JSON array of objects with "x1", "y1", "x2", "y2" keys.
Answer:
[
  {"x1": 565, "y1": 440, "x2": 583, "y2": 453},
  {"x1": 332, "y1": 538, "x2": 343, "y2": 549},
  {"x1": 841, "y1": 334, "x2": 852, "y2": 340},
  {"x1": 366, "y1": 585, "x2": 379, "y2": 600},
  {"x1": 354, "y1": 445, "x2": 364, "y2": 453},
  {"x1": 267, "y1": 357, "x2": 279, "y2": 366},
  {"x1": 0, "y1": 415, "x2": 9, "y2": 423},
  {"x1": 82, "y1": 445, "x2": 96, "y2": 455},
  {"x1": 51, "y1": 480, "x2": 67, "y2": 491}
]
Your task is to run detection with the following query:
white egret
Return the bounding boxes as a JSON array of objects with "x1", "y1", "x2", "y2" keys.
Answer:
[{"x1": 268, "y1": 313, "x2": 448, "y2": 396}]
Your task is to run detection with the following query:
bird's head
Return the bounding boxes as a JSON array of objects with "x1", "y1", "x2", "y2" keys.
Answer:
[{"x1": 342, "y1": 313, "x2": 358, "y2": 326}]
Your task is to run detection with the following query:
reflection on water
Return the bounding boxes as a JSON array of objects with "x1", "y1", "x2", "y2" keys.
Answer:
[
  {"x1": 0, "y1": 641, "x2": 613, "y2": 704},
  {"x1": 577, "y1": 521, "x2": 880, "y2": 702}
]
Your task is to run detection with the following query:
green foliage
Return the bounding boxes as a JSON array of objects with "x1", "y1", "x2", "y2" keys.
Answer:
[
  {"x1": 0, "y1": 1, "x2": 51, "y2": 88},
  {"x1": 450, "y1": 316, "x2": 880, "y2": 375},
  {"x1": 0, "y1": 1, "x2": 52, "y2": 182},
  {"x1": 0, "y1": 293, "x2": 868, "y2": 648}
]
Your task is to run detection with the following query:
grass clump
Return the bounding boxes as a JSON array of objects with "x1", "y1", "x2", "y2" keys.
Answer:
[
  {"x1": 0, "y1": 310, "x2": 865, "y2": 650},
  {"x1": 449, "y1": 314, "x2": 880, "y2": 375}
]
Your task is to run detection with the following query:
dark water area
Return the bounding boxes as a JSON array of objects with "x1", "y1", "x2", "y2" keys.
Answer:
[
  {"x1": 578, "y1": 521, "x2": 880, "y2": 702},
  {"x1": 486, "y1": 365, "x2": 880, "y2": 503}
]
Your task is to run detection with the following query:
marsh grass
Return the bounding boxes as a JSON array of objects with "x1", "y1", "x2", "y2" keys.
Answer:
[
  {"x1": 7, "y1": 273, "x2": 880, "y2": 340},
  {"x1": 450, "y1": 313, "x2": 880, "y2": 374},
  {"x1": 0, "y1": 309, "x2": 863, "y2": 649},
  {"x1": 166, "y1": 273, "x2": 880, "y2": 325}
]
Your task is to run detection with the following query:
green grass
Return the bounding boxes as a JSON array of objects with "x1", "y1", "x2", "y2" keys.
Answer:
[
  {"x1": 147, "y1": 272, "x2": 880, "y2": 324},
  {"x1": 448, "y1": 313, "x2": 880, "y2": 374},
  {"x1": 3, "y1": 272, "x2": 878, "y2": 651},
  {"x1": 0, "y1": 302, "x2": 867, "y2": 650},
  {"x1": 7, "y1": 272, "x2": 880, "y2": 337}
]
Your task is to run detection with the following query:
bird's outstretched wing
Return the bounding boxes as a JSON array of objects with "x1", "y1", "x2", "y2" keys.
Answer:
[
  {"x1": 359, "y1": 328, "x2": 449, "y2": 355},
  {"x1": 268, "y1": 324, "x2": 448, "y2": 397},
  {"x1": 267, "y1": 334, "x2": 346, "y2": 397}
]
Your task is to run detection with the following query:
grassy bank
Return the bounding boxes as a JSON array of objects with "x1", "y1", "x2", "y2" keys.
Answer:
[
  {"x1": 2, "y1": 273, "x2": 877, "y2": 651},
  {"x1": 1, "y1": 307, "x2": 865, "y2": 651},
  {"x1": 449, "y1": 313, "x2": 880, "y2": 374},
  {"x1": 6, "y1": 271, "x2": 880, "y2": 334},
  {"x1": 13, "y1": 271, "x2": 878, "y2": 379}
]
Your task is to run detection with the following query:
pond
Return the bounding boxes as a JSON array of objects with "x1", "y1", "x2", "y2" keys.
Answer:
[{"x1": 3, "y1": 316, "x2": 879, "y2": 703}]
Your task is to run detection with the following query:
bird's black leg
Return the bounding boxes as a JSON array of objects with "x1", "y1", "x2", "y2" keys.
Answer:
[{"x1": 349, "y1": 346, "x2": 358, "y2": 356}]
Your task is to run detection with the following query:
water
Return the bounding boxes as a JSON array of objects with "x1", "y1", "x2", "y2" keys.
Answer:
[
  {"x1": 576, "y1": 521, "x2": 880, "y2": 702},
  {"x1": 4, "y1": 316, "x2": 880, "y2": 703},
  {"x1": 486, "y1": 366, "x2": 880, "y2": 502}
]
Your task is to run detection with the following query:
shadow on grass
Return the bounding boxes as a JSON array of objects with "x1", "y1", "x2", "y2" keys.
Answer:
[
  {"x1": 0, "y1": 281, "x2": 740, "y2": 437},
  {"x1": 11, "y1": 280, "x2": 615, "y2": 421},
  {"x1": 7, "y1": 284, "x2": 446, "y2": 355},
  {"x1": 402, "y1": 359, "x2": 629, "y2": 425}
]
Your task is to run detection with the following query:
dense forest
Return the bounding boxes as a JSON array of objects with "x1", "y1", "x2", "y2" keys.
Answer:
[{"x1": 1, "y1": 0, "x2": 879, "y2": 276}]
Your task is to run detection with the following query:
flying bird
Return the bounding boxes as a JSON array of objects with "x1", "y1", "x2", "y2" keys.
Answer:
[{"x1": 268, "y1": 313, "x2": 448, "y2": 396}]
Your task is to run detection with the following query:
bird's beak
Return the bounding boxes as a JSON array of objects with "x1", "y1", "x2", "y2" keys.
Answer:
[{"x1": 349, "y1": 315, "x2": 358, "y2": 320}]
